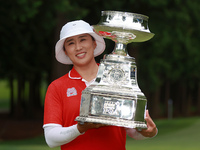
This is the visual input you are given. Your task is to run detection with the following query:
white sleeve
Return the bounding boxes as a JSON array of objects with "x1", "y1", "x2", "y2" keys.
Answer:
[
  {"x1": 125, "y1": 128, "x2": 149, "y2": 140},
  {"x1": 43, "y1": 124, "x2": 82, "y2": 148}
]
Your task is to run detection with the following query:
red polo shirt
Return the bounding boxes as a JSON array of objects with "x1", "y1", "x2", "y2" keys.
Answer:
[{"x1": 43, "y1": 66, "x2": 126, "y2": 150}]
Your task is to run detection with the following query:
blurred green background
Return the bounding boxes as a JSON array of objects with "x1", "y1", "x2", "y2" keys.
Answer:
[
  {"x1": 0, "y1": 117, "x2": 199, "y2": 150},
  {"x1": 0, "y1": 0, "x2": 200, "y2": 149}
]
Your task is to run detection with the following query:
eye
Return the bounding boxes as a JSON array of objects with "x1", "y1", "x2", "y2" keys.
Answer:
[
  {"x1": 65, "y1": 38, "x2": 75, "y2": 46},
  {"x1": 68, "y1": 42, "x2": 74, "y2": 45},
  {"x1": 80, "y1": 38, "x2": 86, "y2": 42},
  {"x1": 65, "y1": 41, "x2": 75, "y2": 46}
]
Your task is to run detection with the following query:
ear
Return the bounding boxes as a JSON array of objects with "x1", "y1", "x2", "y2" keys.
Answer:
[
  {"x1": 64, "y1": 49, "x2": 68, "y2": 56},
  {"x1": 63, "y1": 45, "x2": 68, "y2": 56},
  {"x1": 63, "y1": 39, "x2": 68, "y2": 56},
  {"x1": 93, "y1": 41, "x2": 97, "y2": 50}
]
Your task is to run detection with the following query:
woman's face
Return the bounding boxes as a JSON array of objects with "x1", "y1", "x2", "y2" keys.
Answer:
[{"x1": 64, "y1": 33, "x2": 97, "y2": 66}]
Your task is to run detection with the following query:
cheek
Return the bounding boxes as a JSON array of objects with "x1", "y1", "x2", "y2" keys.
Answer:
[{"x1": 64, "y1": 46, "x2": 73, "y2": 56}]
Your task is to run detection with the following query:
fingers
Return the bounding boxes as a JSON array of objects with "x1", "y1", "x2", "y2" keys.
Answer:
[
  {"x1": 80, "y1": 122, "x2": 105, "y2": 128},
  {"x1": 77, "y1": 122, "x2": 107, "y2": 133},
  {"x1": 145, "y1": 116, "x2": 155, "y2": 128},
  {"x1": 145, "y1": 109, "x2": 150, "y2": 117},
  {"x1": 94, "y1": 123, "x2": 106, "y2": 128},
  {"x1": 137, "y1": 110, "x2": 158, "y2": 137},
  {"x1": 145, "y1": 110, "x2": 156, "y2": 127}
]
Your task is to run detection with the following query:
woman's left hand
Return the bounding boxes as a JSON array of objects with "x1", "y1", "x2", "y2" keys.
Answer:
[{"x1": 137, "y1": 110, "x2": 158, "y2": 137}]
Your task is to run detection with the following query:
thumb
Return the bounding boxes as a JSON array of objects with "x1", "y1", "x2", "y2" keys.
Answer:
[
  {"x1": 145, "y1": 109, "x2": 150, "y2": 118},
  {"x1": 145, "y1": 110, "x2": 156, "y2": 127}
]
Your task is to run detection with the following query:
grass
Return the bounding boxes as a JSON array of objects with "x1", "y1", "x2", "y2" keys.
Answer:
[
  {"x1": 126, "y1": 117, "x2": 200, "y2": 150},
  {"x1": 0, "y1": 136, "x2": 60, "y2": 150},
  {"x1": 0, "y1": 117, "x2": 199, "y2": 150}
]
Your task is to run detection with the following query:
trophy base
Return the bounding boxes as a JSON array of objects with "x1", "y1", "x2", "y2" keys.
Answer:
[
  {"x1": 75, "y1": 116, "x2": 147, "y2": 129},
  {"x1": 75, "y1": 55, "x2": 147, "y2": 129}
]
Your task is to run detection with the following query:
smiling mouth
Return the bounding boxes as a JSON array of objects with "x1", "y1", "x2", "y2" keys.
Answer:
[{"x1": 76, "y1": 52, "x2": 86, "y2": 57}]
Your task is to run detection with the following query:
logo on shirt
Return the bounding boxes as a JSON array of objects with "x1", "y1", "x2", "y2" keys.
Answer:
[{"x1": 67, "y1": 87, "x2": 77, "y2": 97}]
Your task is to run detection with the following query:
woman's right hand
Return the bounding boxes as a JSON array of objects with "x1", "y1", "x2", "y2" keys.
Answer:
[{"x1": 77, "y1": 122, "x2": 107, "y2": 133}]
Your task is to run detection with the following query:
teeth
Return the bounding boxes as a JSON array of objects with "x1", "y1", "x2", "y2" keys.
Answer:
[{"x1": 77, "y1": 53, "x2": 85, "y2": 57}]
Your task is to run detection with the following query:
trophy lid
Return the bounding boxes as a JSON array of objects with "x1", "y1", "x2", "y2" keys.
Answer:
[
  {"x1": 93, "y1": 10, "x2": 154, "y2": 43},
  {"x1": 101, "y1": 11, "x2": 149, "y2": 31}
]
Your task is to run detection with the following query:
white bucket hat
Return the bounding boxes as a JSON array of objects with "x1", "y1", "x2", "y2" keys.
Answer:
[{"x1": 55, "y1": 20, "x2": 105, "y2": 64}]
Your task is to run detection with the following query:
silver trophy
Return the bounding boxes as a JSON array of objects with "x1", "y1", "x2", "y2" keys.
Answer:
[{"x1": 75, "y1": 11, "x2": 154, "y2": 129}]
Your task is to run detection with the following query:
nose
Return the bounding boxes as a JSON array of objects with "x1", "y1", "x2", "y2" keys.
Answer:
[{"x1": 75, "y1": 42, "x2": 82, "y2": 51}]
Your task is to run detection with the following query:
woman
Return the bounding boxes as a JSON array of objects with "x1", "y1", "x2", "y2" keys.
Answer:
[{"x1": 43, "y1": 20, "x2": 157, "y2": 150}]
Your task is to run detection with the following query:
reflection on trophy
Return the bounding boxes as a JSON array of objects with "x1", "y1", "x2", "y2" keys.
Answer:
[{"x1": 75, "y1": 11, "x2": 154, "y2": 129}]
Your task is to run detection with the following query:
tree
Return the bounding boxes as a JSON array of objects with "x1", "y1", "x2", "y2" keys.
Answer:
[
  {"x1": 0, "y1": 0, "x2": 88, "y2": 118},
  {"x1": 1, "y1": 0, "x2": 200, "y2": 119},
  {"x1": 135, "y1": 0, "x2": 200, "y2": 117}
]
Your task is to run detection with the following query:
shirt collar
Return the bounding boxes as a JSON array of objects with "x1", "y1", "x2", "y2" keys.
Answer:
[
  {"x1": 68, "y1": 67, "x2": 82, "y2": 80},
  {"x1": 68, "y1": 63, "x2": 100, "y2": 80},
  {"x1": 68, "y1": 68, "x2": 95, "y2": 87},
  {"x1": 82, "y1": 78, "x2": 96, "y2": 87}
]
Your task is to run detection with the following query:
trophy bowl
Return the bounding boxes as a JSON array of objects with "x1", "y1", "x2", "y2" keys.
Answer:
[{"x1": 75, "y1": 11, "x2": 154, "y2": 129}]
